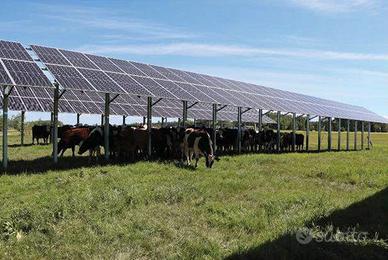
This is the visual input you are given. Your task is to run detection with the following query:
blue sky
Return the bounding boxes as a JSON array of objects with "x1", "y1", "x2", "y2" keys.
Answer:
[{"x1": 1, "y1": 0, "x2": 387, "y2": 124}]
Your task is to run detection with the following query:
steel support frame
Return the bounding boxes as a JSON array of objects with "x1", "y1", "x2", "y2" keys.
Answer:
[
  {"x1": 346, "y1": 119, "x2": 350, "y2": 151},
  {"x1": 2, "y1": 86, "x2": 13, "y2": 169},
  {"x1": 306, "y1": 114, "x2": 310, "y2": 152},
  {"x1": 354, "y1": 120, "x2": 358, "y2": 151},
  {"x1": 328, "y1": 117, "x2": 332, "y2": 151},
  {"x1": 212, "y1": 104, "x2": 217, "y2": 153},
  {"x1": 237, "y1": 107, "x2": 242, "y2": 153},
  {"x1": 147, "y1": 97, "x2": 152, "y2": 158},
  {"x1": 277, "y1": 111, "x2": 281, "y2": 153},
  {"x1": 258, "y1": 109, "x2": 263, "y2": 132},
  {"x1": 182, "y1": 100, "x2": 188, "y2": 127},
  {"x1": 122, "y1": 115, "x2": 126, "y2": 126},
  {"x1": 337, "y1": 118, "x2": 341, "y2": 151},
  {"x1": 361, "y1": 121, "x2": 364, "y2": 150},
  {"x1": 76, "y1": 113, "x2": 80, "y2": 125},
  {"x1": 52, "y1": 83, "x2": 60, "y2": 164},
  {"x1": 21, "y1": 111, "x2": 25, "y2": 146},
  {"x1": 367, "y1": 122, "x2": 371, "y2": 150},
  {"x1": 318, "y1": 116, "x2": 321, "y2": 152},
  {"x1": 104, "y1": 93, "x2": 110, "y2": 161},
  {"x1": 292, "y1": 112, "x2": 296, "y2": 152}
]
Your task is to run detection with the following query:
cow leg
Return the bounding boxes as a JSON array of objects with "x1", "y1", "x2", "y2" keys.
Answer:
[{"x1": 194, "y1": 153, "x2": 199, "y2": 168}]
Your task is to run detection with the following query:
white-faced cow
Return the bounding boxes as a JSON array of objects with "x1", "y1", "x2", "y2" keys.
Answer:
[{"x1": 182, "y1": 128, "x2": 215, "y2": 168}]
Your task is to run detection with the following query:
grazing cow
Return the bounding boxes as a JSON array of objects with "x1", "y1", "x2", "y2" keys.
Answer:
[
  {"x1": 182, "y1": 128, "x2": 215, "y2": 168},
  {"x1": 58, "y1": 125, "x2": 73, "y2": 139},
  {"x1": 32, "y1": 125, "x2": 50, "y2": 144},
  {"x1": 217, "y1": 128, "x2": 238, "y2": 152},
  {"x1": 78, "y1": 127, "x2": 105, "y2": 159},
  {"x1": 57, "y1": 127, "x2": 91, "y2": 156},
  {"x1": 242, "y1": 129, "x2": 256, "y2": 152}
]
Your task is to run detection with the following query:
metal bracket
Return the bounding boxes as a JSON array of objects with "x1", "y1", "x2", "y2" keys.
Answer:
[
  {"x1": 3, "y1": 85, "x2": 14, "y2": 97},
  {"x1": 58, "y1": 89, "x2": 66, "y2": 99},
  {"x1": 309, "y1": 115, "x2": 318, "y2": 121},
  {"x1": 151, "y1": 98, "x2": 162, "y2": 107},
  {"x1": 282, "y1": 112, "x2": 291, "y2": 116},
  {"x1": 216, "y1": 104, "x2": 227, "y2": 112},
  {"x1": 187, "y1": 101, "x2": 198, "y2": 110},
  {"x1": 109, "y1": 94, "x2": 120, "y2": 104},
  {"x1": 263, "y1": 110, "x2": 273, "y2": 116},
  {"x1": 297, "y1": 114, "x2": 306, "y2": 119},
  {"x1": 240, "y1": 108, "x2": 252, "y2": 115}
]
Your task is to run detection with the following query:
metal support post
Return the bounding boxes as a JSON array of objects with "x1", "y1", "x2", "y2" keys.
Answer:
[
  {"x1": 277, "y1": 111, "x2": 281, "y2": 153},
  {"x1": 306, "y1": 114, "x2": 310, "y2": 151},
  {"x1": 346, "y1": 119, "x2": 350, "y2": 151},
  {"x1": 337, "y1": 118, "x2": 341, "y2": 151},
  {"x1": 367, "y1": 122, "x2": 371, "y2": 150},
  {"x1": 318, "y1": 116, "x2": 321, "y2": 152},
  {"x1": 182, "y1": 100, "x2": 188, "y2": 127},
  {"x1": 354, "y1": 120, "x2": 357, "y2": 151},
  {"x1": 328, "y1": 117, "x2": 332, "y2": 151},
  {"x1": 101, "y1": 114, "x2": 104, "y2": 126},
  {"x1": 258, "y1": 109, "x2": 263, "y2": 132},
  {"x1": 104, "y1": 93, "x2": 110, "y2": 161},
  {"x1": 2, "y1": 87, "x2": 11, "y2": 169},
  {"x1": 53, "y1": 84, "x2": 59, "y2": 163},
  {"x1": 122, "y1": 115, "x2": 126, "y2": 126},
  {"x1": 147, "y1": 97, "x2": 152, "y2": 158},
  {"x1": 212, "y1": 104, "x2": 217, "y2": 153},
  {"x1": 76, "y1": 113, "x2": 80, "y2": 125},
  {"x1": 361, "y1": 121, "x2": 364, "y2": 150},
  {"x1": 21, "y1": 111, "x2": 25, "y2": 146},
  {"x1": 237, "y1": 107, "x2": 242, "y2": 153},
  {"x1": 292, "y1": 112, "x2": 296, "y2": 152}
]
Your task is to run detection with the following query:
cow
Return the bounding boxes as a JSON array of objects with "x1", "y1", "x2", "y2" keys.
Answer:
[
  {"x1": 32, "y1": 125, "x2": 50, "y2": 144},
  {"x1": 58, "y1": 125, "x2": 73, "y2": 139},
  {"x1": 78, "y1": 127, "x2": 104, "y2": 159},
  {"x1": 57, "y1": 127, "x2": 91, "y2": 157},
  {"x1": 296, "y1": 133, "x2": 304, "y2": 151},
  {"x1": 182, "y1": 128, "x2": 215, "y2": 168}
]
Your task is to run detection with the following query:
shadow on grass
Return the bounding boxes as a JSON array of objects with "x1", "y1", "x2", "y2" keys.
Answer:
[{"x1": 226, "y1": 187, "x2": 388, "y2": 260}]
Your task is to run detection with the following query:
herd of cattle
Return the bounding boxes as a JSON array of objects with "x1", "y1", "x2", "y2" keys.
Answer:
[{"x1": 32, "y1": 124, "x2": 305, "y2": 167}]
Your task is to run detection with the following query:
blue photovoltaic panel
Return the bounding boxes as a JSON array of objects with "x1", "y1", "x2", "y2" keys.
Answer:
[
  {"x1": 0, "y1": 40, "x2": 32, "y2": 61},
  {"x1": 0, "y1": 64, "x2": 13, "y2": 85},
  {"x1": 149, "y1": 65, "x2": 185, "y2": 82},
  {"x1": 153, "y1": 79, "x2": 197, "y2": 101},
  {"x1": 105, "y1": 72, "x2": 152, "y2": 96},
  {"x1": 30, "y1": 45, "x2": 71, "y2": 65},
  {"x1": 84, "y1": 54, "x2": 123, "y2": 73},
  {"x1": 59, "y1": 49, "x2": 99, "y2": 69},
  {"x1": 46, "y1": 64, "x2": 95, "y2": 91},
  {"x1": 77, "y1": 68, "x2": 123, "y2": 93},
  {"x1": 109, "y1": 58, "x2": 146, "y2": 77},
  {"x1": 130, "y1": 75, "x2": 176, "y2": 99},
  {"x1": 129, "y1": 61, "x2": 166, "y2": 79},
  {"x1": 174, "y1": 81, "x2": 216, "y2": 104},
  {"x1": 2, "y1": 60, "x2": 52, "y2": 87}
]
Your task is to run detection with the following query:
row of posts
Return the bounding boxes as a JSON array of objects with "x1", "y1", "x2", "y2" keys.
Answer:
[{"x1": 1, "y1": 86, "x2": 373, "y2": 169}]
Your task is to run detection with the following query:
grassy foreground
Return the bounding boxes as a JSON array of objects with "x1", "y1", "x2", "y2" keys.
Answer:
[{"x1": 0, "y1": 131, "x2": 387, "y2": 259}]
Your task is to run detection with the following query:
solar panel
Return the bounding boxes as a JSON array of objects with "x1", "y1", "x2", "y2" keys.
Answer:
[
  {"x1": 85, "y1": 54, "x2": 123, "y2": 73},
  {"x1": 58, "y1": 49, "x2": 99, "y2": 69},
  {"x1": 46, "y1": 64, "x2": 95, "y2": 91},
  {"x1": 77, "y1": 68, "x2": 124, "y2": 93},
  {"x1": 0, "y1": 63, "x2": 13, "y2": 85},
  {"x1": 30, "y1": 45, "x2": 71, "y2": 65},
  {"x1": 2, "y1": 60, "x2": 52, "y2": 87},
  {"x1": 109, "y1": 58, "x2": 146, "y2": 77},
  {"x1": 129, "y1": 61, "x2": 166, "y2": 79},
  {"x1": 0, "y1": 40, "x2": 32, "y2": 61},
  {"x1": 130, "y1": 75, "x2": 176, "y2": 99},
  {"x1": 153, "y1": 79, "x2": 197, "y2": 101},
  {"x1": 105, "y1": 72, "x2": 152, "y2": 96}
]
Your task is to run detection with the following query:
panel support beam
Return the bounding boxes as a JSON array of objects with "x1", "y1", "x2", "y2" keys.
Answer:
[
  {"x1": 182, "y1": 100, "x2": 188, "y2": 127},
  {"x1": 318, "y1": 116, "x2": 321, "y2": 152},
  {"x1": 187, "y1": 102, "x2": 198, "y2": 110},
  {"x1": 258, "y1": 109, "x2": 263, "y2": 132},
  {"x1": 263, "y1": 110, "x2": 273, "y2": 116},
  {"x1": 306, "y1": 114, "x2": 310, "y2": 152},
  {"x1": 237, "y1": 107, "x2": 242, "y2": 154},
  {"x1": 354, "y1": 120, "x2": 358, "y2": 151},
  {"x1": 367, "y1": 122, "x2": 371, "y2": 150},
  {"x1": 2, "y1": 86, "x2": 13, "y2": 169},
  {"x1": 104, "y1": 93, "x2": 110, "y2": 161},
  {"x1": 277, "y1": 111, "x2": 281, "y2": 153},
  {"x1": 147, "y1": 97, "x2": 152, "y2": 159},
  {"x1": 53, "y1": 83, "x2": 59, "y2": 164},
  {"x1": 337, "y1": 118, "x2": 341, "y2": 151},
  {"x1": 292, "y1": 112, "x2": 296, "y2": 152},
  {"x1": 361, "y1": 121, "x2": 364, "y2": 150},
  {"x1": 346, "y1": 119, "x2": 350, "y2": 151},
  {"x1": 21, "y1": 111, "x2": 25, "y2": 146},
  {"x1": 212, "y1": 104, "x2": 217, "y2": 153},
  {"x1": 328, "y1": 117, "x2": 332, "y2": 152},
  {"x1": 216, "y1": 104, "x2": 227, "y2": 112}
]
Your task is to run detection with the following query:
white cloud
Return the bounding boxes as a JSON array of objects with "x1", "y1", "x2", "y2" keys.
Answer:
[
  {"x1": 76, "y1": 42, "x2": 388, "y2": 61},
  {"x1": 289, "y1": 0, "x2": 378, "y2": 13},
  {"x1": 34, "y1": 3, "x2": 196, "y2": 40}
]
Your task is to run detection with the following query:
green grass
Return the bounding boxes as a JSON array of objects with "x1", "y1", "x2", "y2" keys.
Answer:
[{"x1": 0, "y1": 131, "x2": 387, "y2": 259}]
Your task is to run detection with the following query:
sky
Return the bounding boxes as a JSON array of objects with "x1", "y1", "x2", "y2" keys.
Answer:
[{"x1": 0, "y1": 0, "x2": 387, "y2": 124}]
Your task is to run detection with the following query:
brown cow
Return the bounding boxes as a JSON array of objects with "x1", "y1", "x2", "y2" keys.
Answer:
[{"x1": 58, "y1": 127, "x2": 91, "y2": 157}]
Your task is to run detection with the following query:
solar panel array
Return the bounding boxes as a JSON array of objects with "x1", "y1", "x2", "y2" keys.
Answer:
[{"x1": 0, "y1": 40, "x2": 386, "y2": 124}]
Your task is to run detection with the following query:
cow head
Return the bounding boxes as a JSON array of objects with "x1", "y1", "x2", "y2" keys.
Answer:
[
  {"x1": 78, "y1": 127, "x2": 103, "y2": 155},
  {"x1": 198, "y1": 131, "x2": 215, "y2": 168}
]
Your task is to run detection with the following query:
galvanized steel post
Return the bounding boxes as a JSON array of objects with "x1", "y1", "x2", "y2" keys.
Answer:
[
  {"x1": 318, "y1": 116, "x2": 321, "y2": 152},
  {"x1": 346, "y1": 119, "x2": 350, "y2": 151},
  {"x1": 53, "y1": 83, "x2": 59, "y2": 164},
  {"x1": 277, "y1": 111, "x2": 281, "y2": 153},
  {"x1": 306, "y1": 114, "x2": 310, "y2": 152},
  {"x1": 337, "y1": 118, "x2": 341, "y2": 151},
  {"x1": 237, "y1": 107, "x2": 242, "y2": 153},
  {"x1": 328, "y1": 117, "x2": 332, "y2": 151},
  {"x1": 354, "y1": 120, "x2": 357, "y2": 151},
  {"x1": 147, "y1": 97, "x2": 152, "y2": 158},
  {"x1": 21, "y1": 111, "x2": 25, "y2": 146},
  {"x1": 104, "y1": 93, "x2": 110, "y2": 161},
  {"x1": 212, "y1": 104, "x2": 217, "y2": 153}
]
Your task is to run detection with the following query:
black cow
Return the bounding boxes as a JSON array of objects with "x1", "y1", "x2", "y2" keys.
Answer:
[{"x1": 32, "y1": 125, "x2": 50, "y2": 144}]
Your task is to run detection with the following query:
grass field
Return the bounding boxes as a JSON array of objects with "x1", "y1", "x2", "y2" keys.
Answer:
[{"x1": 0, "y1": 130, "x2": 387, "y2": 259}]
